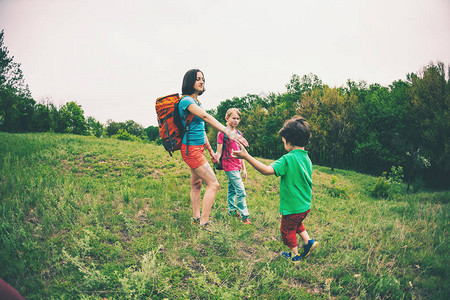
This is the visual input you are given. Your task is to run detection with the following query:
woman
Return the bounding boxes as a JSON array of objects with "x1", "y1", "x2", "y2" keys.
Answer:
[{"x1": 178, "y1": 69, "x2": 248, "y2": 233}]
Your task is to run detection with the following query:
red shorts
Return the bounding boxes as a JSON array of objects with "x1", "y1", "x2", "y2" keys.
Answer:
[
  {"x1": 0, "y1": 278, "x2": 25, "y2": 300},
  {"x1": 181, "y1": 144, "x2": 207, "y2": 169},
  {"x1": 280, "y1": 209, "x2": 311, "y2": 248}
]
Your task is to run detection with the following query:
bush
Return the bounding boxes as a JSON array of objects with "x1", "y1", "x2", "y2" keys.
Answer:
[
  {"x1": 371, "y1": 176, "x2": 390, "y2": 198},
  {"x1": 371, "y1": 166, "x2": 405, "y2": 199},
  {"x1": 328, "y1": 176, "x2": 349, "y2": 198},
  {"x1": 387, "y1": 166, "x2": 404, "y2": 197},
  {"x1": 111, "y1": 129, "x2": 141, "y2": 142}
]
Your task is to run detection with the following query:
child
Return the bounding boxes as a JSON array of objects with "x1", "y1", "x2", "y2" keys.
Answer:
[
  {"x1": 216, "y1": 108, "x2": 252, "y2": 225},
  {"x1": 232, "y1": 116, "x2": 318, "y2": 262}
]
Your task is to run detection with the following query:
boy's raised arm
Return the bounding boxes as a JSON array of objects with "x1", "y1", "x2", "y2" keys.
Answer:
[{"x1": 232, "y1": 147, "x2": 275, "y2": 176}]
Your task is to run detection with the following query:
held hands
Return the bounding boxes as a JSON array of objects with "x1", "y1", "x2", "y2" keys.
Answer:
[{"x1": 210, "y1": 151, "x2": 220, "y2": 164}]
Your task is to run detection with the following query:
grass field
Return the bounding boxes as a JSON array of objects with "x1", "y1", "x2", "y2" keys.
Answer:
[{"x1": 0, "y1": 132, "x2": 448, "y2": 299}]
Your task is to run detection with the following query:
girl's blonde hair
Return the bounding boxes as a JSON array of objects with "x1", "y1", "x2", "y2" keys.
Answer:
[{"x1": 225, "y1": 108, "x2": 241, "y2": 119}]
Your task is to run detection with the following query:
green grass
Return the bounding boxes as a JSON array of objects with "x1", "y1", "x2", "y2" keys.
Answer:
[{"x1": 0, "y1": 132, "x2": 449, "y2": 299}]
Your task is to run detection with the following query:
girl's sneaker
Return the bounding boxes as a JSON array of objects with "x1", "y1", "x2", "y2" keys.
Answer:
[
  {"x1": 192, "y1": 217, "x2": 200, "y2": 225},
  {"x1": 242, "y1": 217, "x2": 252, "y2": 225},
  {"x1": 228, "y1": 210, "x2": 241, "y2": 219},
  {"x1": 302, "y1": 239, "x2": 319, "y2": 258}
]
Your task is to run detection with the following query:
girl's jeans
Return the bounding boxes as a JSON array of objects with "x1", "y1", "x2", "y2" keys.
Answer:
[{"x1": 225, "y1": 170, "x2": 249, "y2": 218}]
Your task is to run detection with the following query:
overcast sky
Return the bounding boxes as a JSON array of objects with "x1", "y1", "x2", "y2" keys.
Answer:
[{"x1": 1, "y1": 0, "x2": 449, "y2": 127}]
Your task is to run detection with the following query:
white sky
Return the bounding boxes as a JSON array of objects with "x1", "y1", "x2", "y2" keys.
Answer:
[{"x1": 1, "y1": 0, "x2": 449, "y2": 127}]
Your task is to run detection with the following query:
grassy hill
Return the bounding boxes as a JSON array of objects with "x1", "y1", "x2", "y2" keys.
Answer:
[{"x1": 0, "y1": 132, "x2": 448, "y2": 299}]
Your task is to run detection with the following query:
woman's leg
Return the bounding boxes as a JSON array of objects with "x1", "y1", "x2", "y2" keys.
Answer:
[
  {"x1": 192, "y1": 162, "x2": 220, "y2": 224},
  {"x1": 190, "y1": 169, "x2": 202, "y2": 219}
]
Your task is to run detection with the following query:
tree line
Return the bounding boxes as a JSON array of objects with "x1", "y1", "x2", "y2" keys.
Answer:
[
  {"x1": 206, "y1": 64, "x2": 449, "y2": 189},
  {"x1": 1, "y1": 30, "x2": 448, "y2": 188},
  {"x1": 0, "y1": 30, "x2": 157, "y2": 142}
]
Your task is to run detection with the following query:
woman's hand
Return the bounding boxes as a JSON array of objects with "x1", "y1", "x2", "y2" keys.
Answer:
[
  {"x1": 242, "y1": 169, "x2": 247, "y2": 180},
  {"x1": 227, "y1": 130, "x2": 249, "y2": 147}
]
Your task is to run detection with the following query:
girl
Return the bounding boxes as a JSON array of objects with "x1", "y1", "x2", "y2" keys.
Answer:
[
  {"x1": 216, "y1": 108, "x2": 251, "y2": 224},
  {"x1": 178, "y1": 69, "x2": 248, "y2": 233}
]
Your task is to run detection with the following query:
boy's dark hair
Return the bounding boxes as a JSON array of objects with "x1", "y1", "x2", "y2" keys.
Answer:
[
  {"x1": 182, "y1": 69, "x2": 205, "y2": 95},
  {"x1": 278, "y1": 116, "x2": 311, "y2": 147}
]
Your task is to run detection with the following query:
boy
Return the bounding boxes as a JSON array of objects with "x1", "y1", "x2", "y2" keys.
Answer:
[{"x1": 232, "y1": 116, "x2": 318, "y2": 262}]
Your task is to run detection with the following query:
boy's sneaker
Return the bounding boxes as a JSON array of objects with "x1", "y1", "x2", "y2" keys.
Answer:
[
  {"x1": 281, "y1": 251, "x2": 292, "y2": 260},
  {"x1": 281, "y1": 251, "x2": 302, "y2": 263},
  {"x1": 200, "y1": 221, "x2": 218, "y2": 234},
  {"x1": 302, "y1": 239, "x2": 319, "y2": 258},
  {"x1": 228, "y1": 210, "x2": 241, "y2": 219},
  {"x1": 291, "y1": 254, "x2": 302, "y2": 262},
  {"x1": 192, "y1": 217, "x2": 200, "y2": 225},
  {"x1": 242, "y1": 217, "x2": 252, "y2": 225}
]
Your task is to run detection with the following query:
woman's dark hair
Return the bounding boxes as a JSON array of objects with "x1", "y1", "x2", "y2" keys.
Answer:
[
  {"x1": 182, "y1": 69, "x2": 205, "y2": 95},
  {"x1": 278, "y1": 116, "x2": 311, "y2": 147}
]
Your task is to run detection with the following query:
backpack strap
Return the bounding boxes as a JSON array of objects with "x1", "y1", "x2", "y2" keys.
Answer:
[
  {"x1": 222, "y1": 134, "x2": 229, "y2": 160},
  {"x1": 180, "y1": 95, "x2": 196, "y2": 156},
  {"x1": 221, "y1": 130, "x2": 242, "y2": 160},
  {"x1": 184, "y1": 113, "x2": 195, "y2": 156}
]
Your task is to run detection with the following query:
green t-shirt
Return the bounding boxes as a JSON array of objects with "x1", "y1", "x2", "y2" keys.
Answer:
[{"x1": 271, "y1": 149, "x2": 312, "y2": 215}]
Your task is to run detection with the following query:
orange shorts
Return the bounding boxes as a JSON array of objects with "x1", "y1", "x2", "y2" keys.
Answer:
[{"x1": 181, "y1": 144, "x2": 207, "y2": 169}]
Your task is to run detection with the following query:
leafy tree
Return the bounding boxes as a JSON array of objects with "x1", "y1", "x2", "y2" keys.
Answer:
[
  {"x1": 0, "y1": 86, "x2": 35, "y2": 132},
  {"x1": 32, "y1": 102, "x2": 51, "y2": 132},
  {"x1": 234, "y1": 106, "x2": 287, "y2": 158},
  {"x1": 276, "y1": 73, "x2": 323, "y2": 113},
  {"x1": 297, "y1": 86, "x2": 355, "y2": 171},
  {"x1": 124, "y1": 120, "x2": 145, "y2": 138},
  {"x1": 145, "y1": 126, "x2": 160, "y2": 142},
  {"x1": 211, "y1": 94, "x2": 263, "y2": 122},
  {"x1": 0, "y1": 30, "x2": 30, "y2": 97},
  {"x1": 286, "y1": 73, "x2": 323, "y2": 96},
  {"x1": 86, "y1": 116, "x2": 103, "y2": 138},
  {"x1": 0, "y1": 30, "x2": 34, "y2": 132},
  {"x1": 349, "y1": 83, "x2": 408, "y2": 173},
  {"x1": 29, "y1": 97, "x2": 59, "y2": 133},
  {"x1": 208, "y1": 66, "x2": 449, "y2": 188},
  {"x1": 0, "y1": 30, "x2": 13, "y2": 88},
  {"x1": 58, "y1": 101, "x2": 87, "y2": 135},
  {"x1": 239, "y1": 106, "x2": 267, "y2": 156},
  {"x1": 106, "y1": 119, "x2": 145, "y2": 139},
  {"x1": 106, "y1": 119, "x2": 122, "y2": 136},
  {"x1": 406, "y1": 62, "x2": 450, "y2": 185}
]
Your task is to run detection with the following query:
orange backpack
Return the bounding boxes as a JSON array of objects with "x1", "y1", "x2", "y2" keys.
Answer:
[{"x1": 155, "y1": 94, "x2": 194, "y2": 156}]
